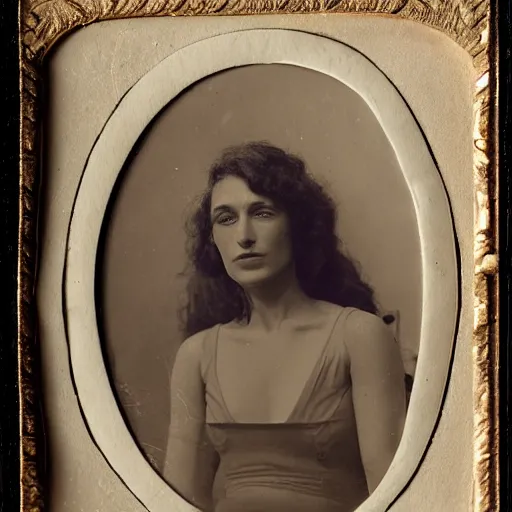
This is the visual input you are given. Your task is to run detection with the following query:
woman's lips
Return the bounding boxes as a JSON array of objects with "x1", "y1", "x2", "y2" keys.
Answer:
[
  {"x1": 234, "y1": 253, "x2": 264, "y2": 262},
  {"x1": 234, "y1": 254, "x2": 265, "y2": 267}
]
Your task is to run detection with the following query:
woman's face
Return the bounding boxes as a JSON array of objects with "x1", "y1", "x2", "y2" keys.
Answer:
[{"x1": 210, "y1": 176, "x2": 293, "y2": 288}]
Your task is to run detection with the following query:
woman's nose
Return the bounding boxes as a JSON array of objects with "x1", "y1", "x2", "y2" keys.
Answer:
[
  {"x1": 238, "y1": 237, "x2": 255, "y2": 250},
  {"x1": 237, "y1": 217, "x2": 255, "y2": 249}
]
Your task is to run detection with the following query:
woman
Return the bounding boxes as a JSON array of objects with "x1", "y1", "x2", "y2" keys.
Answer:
[{"x1": 164, "y1": 142, "x2": 406, "y2": 512}]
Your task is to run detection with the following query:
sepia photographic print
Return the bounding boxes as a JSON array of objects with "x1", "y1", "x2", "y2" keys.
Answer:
[
  {"x1": 64, "y1": 29, "x2": 460, "y2": 512},
  {"x1": 7, "y1": 2, "x2": 504, "y2": 512},
  {"x1": 93, "y1": 59, "x2": 438, "y2": 512}
]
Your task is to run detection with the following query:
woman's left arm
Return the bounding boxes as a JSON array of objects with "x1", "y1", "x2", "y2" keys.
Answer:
[{"x1": 345, "y1": 310, "x2": 407, "y2": 493}]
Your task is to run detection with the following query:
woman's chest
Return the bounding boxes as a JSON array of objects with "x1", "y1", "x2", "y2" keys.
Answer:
[{"x1": 211, "y1": 327, "x2": 350, "y2": 424}]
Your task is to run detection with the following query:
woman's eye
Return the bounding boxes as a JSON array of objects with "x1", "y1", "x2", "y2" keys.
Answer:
[
  {"x1": 254, "y1": 209, "x2": 275, "y2": 219},
  {"x1": 216, "y1": 214, "x2": 236, "y2": 225}
]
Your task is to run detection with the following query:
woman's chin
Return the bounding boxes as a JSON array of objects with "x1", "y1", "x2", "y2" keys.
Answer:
[{"x1": 230, "y1": 269, "x2": 275, "y2": 289}]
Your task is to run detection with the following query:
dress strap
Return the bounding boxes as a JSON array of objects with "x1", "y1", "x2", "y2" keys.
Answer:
[
  {"x1": 285, "y1": 306, "x2": 353, "y2": 423},
  {"x1": 200, "y1": 324, "x2": 222, "y2": 382},
  {"x1": 324, "y1": 306, "x2": 357, "y2": 350}
]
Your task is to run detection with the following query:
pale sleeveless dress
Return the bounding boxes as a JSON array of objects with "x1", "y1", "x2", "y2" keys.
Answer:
[{"x1": 201, "y1": 307, "x2": 369, "y2": 512}]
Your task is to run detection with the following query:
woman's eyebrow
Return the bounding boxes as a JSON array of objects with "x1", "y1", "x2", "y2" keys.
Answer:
[
  {"x1": 211, "y1": 199, "x2": 276, "y2": 217},
  {"x1": 212, "y1": 200, "x2": 269, "y2": 212},
  {"x1": 248, "y1": 200, "x2": 271, "y2": 209},
  {"x1": 248, "y1": 200, "x2": 281, "y2": 212},
  {"x1": 211, "y1": 204, "x2": 232, "y2": 215}
]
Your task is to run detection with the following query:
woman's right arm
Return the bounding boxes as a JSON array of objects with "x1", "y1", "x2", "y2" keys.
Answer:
[{"x1": 163, "y1": 332, "x2": 219, "y2": 511}]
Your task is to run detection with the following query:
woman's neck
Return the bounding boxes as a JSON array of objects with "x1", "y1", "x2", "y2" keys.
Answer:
[{"x1": 244, "y1": 267, "x2": 312, "y2": 332}]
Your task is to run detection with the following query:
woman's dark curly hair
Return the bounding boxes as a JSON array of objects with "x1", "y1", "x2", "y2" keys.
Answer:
[{"x1": 179, "y1": 141, "x2": 378, "y2": 339}]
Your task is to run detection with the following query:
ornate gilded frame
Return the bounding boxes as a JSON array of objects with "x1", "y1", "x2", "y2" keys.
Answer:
[{"x1": 17, "y1": 1, "x2": 500, "y2": 511}]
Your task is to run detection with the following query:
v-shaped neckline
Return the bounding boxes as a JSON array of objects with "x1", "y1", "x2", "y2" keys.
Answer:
[{"x1": 212, "y1": 307, "x2": 346, "y2": 425}]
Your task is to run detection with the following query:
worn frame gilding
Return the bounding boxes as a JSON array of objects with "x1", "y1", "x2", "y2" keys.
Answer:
[{"x1": 18, "y1": 1, "x2": 500, "y2": 511}]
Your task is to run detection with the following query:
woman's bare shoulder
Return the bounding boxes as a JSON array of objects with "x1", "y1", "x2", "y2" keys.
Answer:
[
  {"x1": 341, "y1": 308, "x2": 398, "y2": 357},
  {"x1": 344, "y1": 308, "x2": 388, "y2": 333},
  {"x1": 175, "y1": 325, "x2": 219, "y2": 364},
  {"x1": 316, "y1": 302, "x2": 383, "y2": 333}
]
